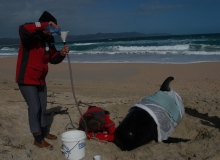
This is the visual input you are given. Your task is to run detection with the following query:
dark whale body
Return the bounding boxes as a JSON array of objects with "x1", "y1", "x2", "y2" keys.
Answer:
[{"x1": 114, "y1": 77, "x2": 174, "y2": 151}]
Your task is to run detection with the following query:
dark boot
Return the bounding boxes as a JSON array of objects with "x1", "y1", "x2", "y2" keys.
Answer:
[
  {"x1": 33, "y1": 132, "x2": 53, "y2": 150},
  {"x1": 42, "y1": 126, "x2": 57, "y2": 140}
]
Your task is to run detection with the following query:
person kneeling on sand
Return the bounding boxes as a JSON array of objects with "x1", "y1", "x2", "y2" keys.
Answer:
[{"x1": 78, "y1": 106, "x2": 116, "y2": 142}]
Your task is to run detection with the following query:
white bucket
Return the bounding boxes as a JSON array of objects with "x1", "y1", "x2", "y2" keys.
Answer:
[{"x1": 61, "y1": 130, "x2": 86, "y2": 160}]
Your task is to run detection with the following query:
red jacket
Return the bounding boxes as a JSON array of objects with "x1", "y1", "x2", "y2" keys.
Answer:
[
  {"x1": 16, "y1": 22, "x2": 65, "y2": 86},
  {"x1": 79, "y1": 106, "x2": 116, "y2": 142}
]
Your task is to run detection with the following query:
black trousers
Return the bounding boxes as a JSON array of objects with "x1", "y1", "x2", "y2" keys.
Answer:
[{"x1": 18, "y1": 84, "x2": 47, "y2": 133}]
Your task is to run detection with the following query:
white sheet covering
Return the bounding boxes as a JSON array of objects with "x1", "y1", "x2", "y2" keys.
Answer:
[{"x1": 131, "y1": 89, "x2": 185, "y2": 142}]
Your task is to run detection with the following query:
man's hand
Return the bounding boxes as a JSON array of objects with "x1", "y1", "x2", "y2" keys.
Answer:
[
  {"x1": 60, "y1": 44, "x2": 69, "y2": 56},
  {"x1": 48, "y1": 21, "x2": 60, "y2": 29}
]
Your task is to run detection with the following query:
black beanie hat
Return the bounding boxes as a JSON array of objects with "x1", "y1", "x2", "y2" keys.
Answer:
[{"x1": 38, "y1": 11, "x2": 57, "y2": 24}]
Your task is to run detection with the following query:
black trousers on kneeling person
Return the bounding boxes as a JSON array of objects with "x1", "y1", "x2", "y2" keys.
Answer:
[{"x1": 114, "y1": 107, "x2": 157, "y2": 151}]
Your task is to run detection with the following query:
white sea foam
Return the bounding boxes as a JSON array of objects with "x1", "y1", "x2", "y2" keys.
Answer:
[
  {"x1": 68, "y1": 44, "x2": 220, "y2": 56},
  {"x1": 114, "y1": 45, "x2": 189, "y2": 51},
  {"x1": 0, "y1": 47, "x2": 15, "y2": 51},
  {"x1": 73, "y1": 42, "x2": 100, "y2": 46}
]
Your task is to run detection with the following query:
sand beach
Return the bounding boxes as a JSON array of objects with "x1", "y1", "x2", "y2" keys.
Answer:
[{"x1": 0, "y1": 57, "x2": 220, "y2": 160}]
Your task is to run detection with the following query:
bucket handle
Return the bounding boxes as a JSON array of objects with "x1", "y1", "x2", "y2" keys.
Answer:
[{"x1": 61, "y1": 141, "x2": 80, "y2": 158}]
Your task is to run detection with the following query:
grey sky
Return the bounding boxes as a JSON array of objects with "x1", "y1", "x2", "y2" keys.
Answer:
[{"x1": 1, "y1": 0, "x2": 220, "y2": 38}]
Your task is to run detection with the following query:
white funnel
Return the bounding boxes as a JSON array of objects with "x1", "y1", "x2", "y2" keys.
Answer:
[{"x1": 60, "y1": 31, "x2": 69, "y2": 43}]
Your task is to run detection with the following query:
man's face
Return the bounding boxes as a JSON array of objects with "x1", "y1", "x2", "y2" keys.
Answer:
[{"x1": 43, "y1": 30, "x2": 52, "y2": 35}]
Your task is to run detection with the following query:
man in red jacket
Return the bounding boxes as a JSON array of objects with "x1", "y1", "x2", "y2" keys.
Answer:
[
  {"x1": 79, "y1": 106, "x2": 115, "y2": 142},
  {"x1": 15, "y1": 11, "x2": 69, "y2": 150}
]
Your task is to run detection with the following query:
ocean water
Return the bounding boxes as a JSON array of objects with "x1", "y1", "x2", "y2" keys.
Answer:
[{"x1": 1, "y1": 33, "x2": 220, "y2": 63}]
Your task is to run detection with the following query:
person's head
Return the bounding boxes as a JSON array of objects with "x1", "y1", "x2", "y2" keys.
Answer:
[
  {"x1": 38, "y1": 11, "x2": 57, "y2": 36},
  {"x1": 39, "y1": 11, "x2": 57, "y2": 24},
  {"x1": 84, "y1": 115, "x2": 104, "y2": 132}
]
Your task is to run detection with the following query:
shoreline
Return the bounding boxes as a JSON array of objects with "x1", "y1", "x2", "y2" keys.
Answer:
[{"x1": 1, "y1": 56, "x2": 220, "y2": 64}]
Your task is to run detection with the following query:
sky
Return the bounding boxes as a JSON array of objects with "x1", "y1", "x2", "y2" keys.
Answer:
[{"x1": 1, "y1": 0, "x2": 220, "y2": 38}]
